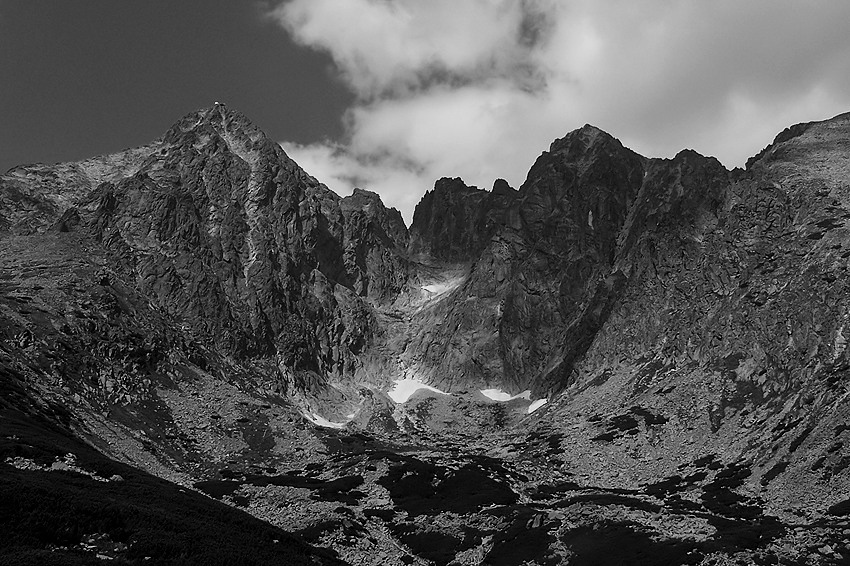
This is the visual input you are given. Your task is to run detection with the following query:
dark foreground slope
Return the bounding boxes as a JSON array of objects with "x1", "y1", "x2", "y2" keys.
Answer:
[{"x1": 0, "y1": 368, "x2": 345, "y2": 565}]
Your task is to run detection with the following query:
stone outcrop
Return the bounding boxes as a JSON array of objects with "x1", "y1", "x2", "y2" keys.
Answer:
[
  {"x1": 408, "y1": 177, "x2": 517, "y2": 262},
  {"x1": 339, "y1": 188, "x2": 409, "y2": 302}
]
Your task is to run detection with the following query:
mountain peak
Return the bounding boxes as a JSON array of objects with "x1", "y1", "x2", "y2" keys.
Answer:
[
  {"x1": 550, "y1": 122, "x2": 616, "y2": 152},
  {"x1": 162, "y1": 103, "x2": 267, "y2": 147},
  {"x1": 580, "y1": 123, "x2": 604, "y2": 134}
]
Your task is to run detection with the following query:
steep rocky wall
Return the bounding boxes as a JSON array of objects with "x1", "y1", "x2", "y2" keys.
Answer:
[
  {"x1": 1, "y1": 105, "x2": 412, "y2": 395},
  {"x1": 519, "y1": 114, "x2": 850, "y2": 513},
  {"x1": 408, "y1": 176, "x2": 518, "y2": 262},
  {"x1": 403, "y1": 126, "x2": 646, "y2": 393},
  {"x1": 578, "y1": 115, "x2": 850, "y2": 406},
  {"x1": 339, "y1": 188, "x2": 409, "y2": 302}
]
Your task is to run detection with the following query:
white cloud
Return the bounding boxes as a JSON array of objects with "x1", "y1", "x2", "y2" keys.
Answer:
[
  {"x1": 282, "y1": 139, "x2": 426, "y2": 221},
  {"x1": 272, "y1": 0, "x2": 537, "y2": 97},
  {"x1": 269, "y1": 0, "x2": 850, "y2": 224}
]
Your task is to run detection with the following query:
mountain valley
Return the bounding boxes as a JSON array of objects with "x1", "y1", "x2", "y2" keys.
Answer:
[{"x1": 2, "y1": 103, "x2": 850, "y2": 565}]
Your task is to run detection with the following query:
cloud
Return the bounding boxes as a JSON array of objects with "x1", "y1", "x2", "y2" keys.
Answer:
[
  {"x1": 283, "y1": 139, "x2": 427, "y2": 221},
  {"x1": 272, "y1": 0, "x2": 541, "y2": 97},
  {"x1": 269, "y1": 0, "x2": 850, "y2": 224}
]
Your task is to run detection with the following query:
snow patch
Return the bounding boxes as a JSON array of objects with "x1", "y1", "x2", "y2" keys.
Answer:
[
  {"x1": 303, "y1": 412, "x2": 348, "y2": 429},
  {"x1": 419, "y1": 274, "x2": 465, "y2": 299},
  {"x1": 388, "y1": 378, "x2": 449, "y2": 403},
  {"x1": 480, "y1": 388, "x2": 531, "y2": 402},
  {"x1": 423, "y1": 282, "x2": 452, "y2": 294},
  {"x1": 528, "y1": 398, "x2": 548, "y2": 414}
]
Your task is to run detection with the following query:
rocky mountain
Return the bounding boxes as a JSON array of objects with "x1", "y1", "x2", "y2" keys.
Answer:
[{"x1": 2, "y1": 104, "x2": 850, "y2": 565}]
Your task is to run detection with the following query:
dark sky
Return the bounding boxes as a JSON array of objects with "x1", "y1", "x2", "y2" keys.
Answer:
[{"x1": 0, "y1": 0, "x2": 352, "y2": 173}]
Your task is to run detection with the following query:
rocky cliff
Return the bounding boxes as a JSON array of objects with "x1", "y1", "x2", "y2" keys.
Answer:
[{"x1": 402, "y1": 125, "x2": 647, "y2": 393}]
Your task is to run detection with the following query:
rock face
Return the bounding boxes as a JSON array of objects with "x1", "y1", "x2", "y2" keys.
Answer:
[
  {"x1": 408, "y1": 177, "x2": 517, "y2": 262},
  {"x1": 402, "y1": 126, "x2": 646, "y2": 392},
  {"x1": 85, "y1": 105, "x2": 388, "y2": 380},
  {"x1": 1, "y1": 105, "x2": 410, "y2": 391},
  {"x1": 552, "y1": 114, "x2": 850, "y2": 505},
  {"x1": 339, "y1": 188, "x2": 409, "y2": 302},
  {"x1": 4, "y1": 105, "x2": 850, "y2": 565}
]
